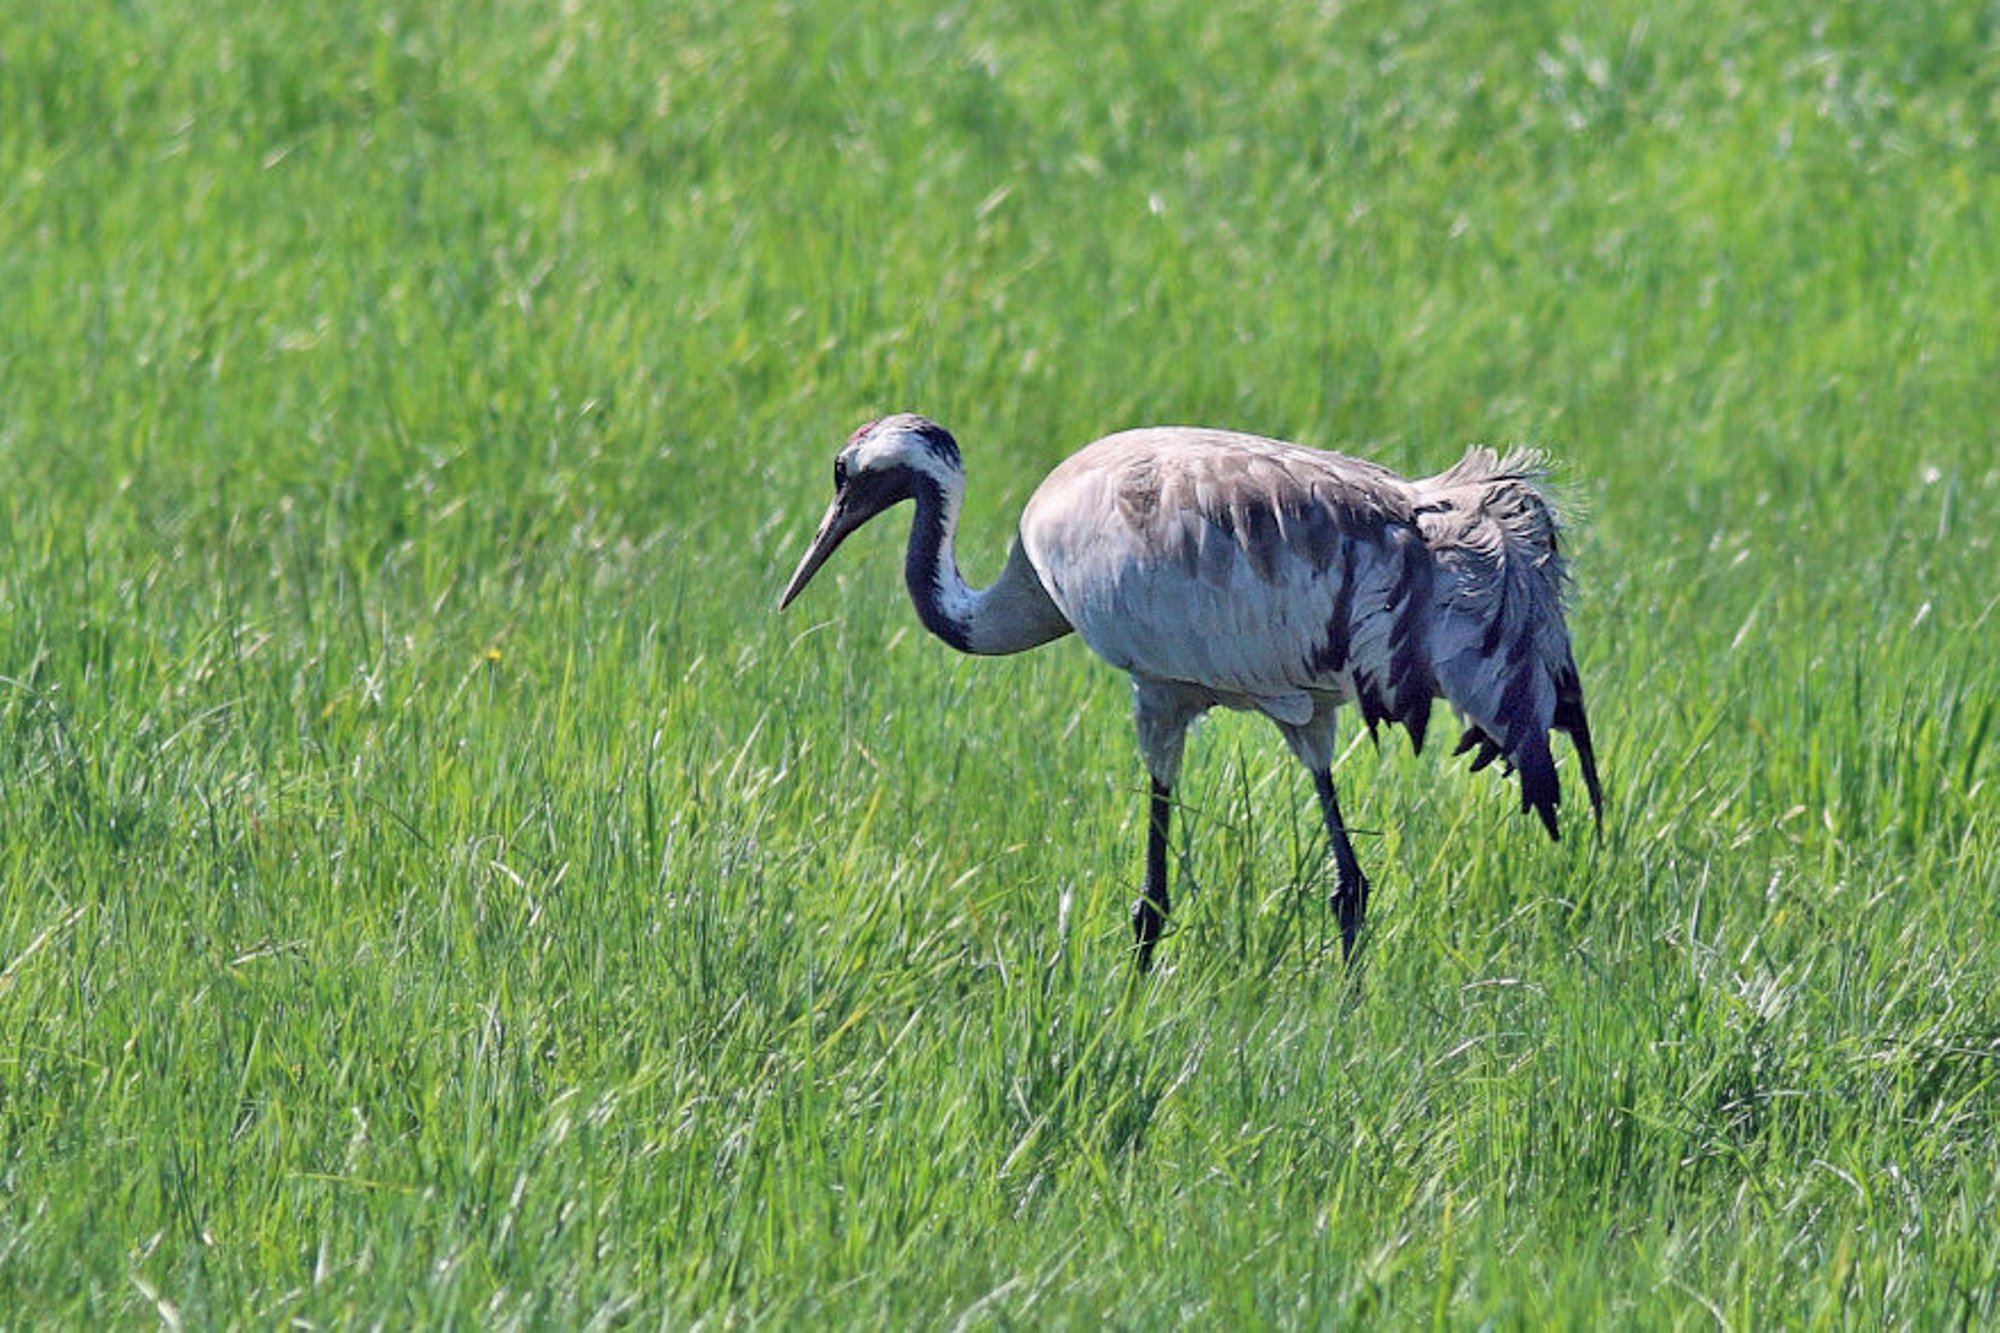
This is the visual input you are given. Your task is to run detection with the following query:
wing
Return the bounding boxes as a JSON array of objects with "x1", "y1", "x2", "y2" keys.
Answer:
[{"x1": 1018, "y1": 428, "x2": 1438, "y2": 745}]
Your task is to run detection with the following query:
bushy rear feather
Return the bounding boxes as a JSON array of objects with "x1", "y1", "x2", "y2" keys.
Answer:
[{"x1": 1416, "y1": 447, "x2": 1602, "y2": 839}]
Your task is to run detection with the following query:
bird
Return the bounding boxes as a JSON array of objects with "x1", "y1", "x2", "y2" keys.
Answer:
[{"x1": 780, "y1": 413, "x2": 1603, "y2": 971}]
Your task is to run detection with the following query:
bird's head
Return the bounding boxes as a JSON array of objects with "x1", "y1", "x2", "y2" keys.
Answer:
[{"x1": 779, "y1": 414, "x2": 963, "y2": 608}]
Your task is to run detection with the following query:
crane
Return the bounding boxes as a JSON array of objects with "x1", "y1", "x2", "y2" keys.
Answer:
[{"x1": 780, "y1": 413, "x2": 1603, "y2": 971}]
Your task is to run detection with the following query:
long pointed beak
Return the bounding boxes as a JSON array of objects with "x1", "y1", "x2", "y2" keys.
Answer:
[{"x1": 779, "y1": 494, "x2": 863, "y2": 609}]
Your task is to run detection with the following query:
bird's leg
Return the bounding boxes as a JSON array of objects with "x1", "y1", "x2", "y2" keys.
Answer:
[
  {"x1": 1311, "y1": 769, "x2": 1371, "y2": 960},
  {"x1": 1130, "y1": 679, "x2": 1196, "y2": 973},
  {"x1": 1133, "y1": 779, "x2": 1172, "y2": 972}
]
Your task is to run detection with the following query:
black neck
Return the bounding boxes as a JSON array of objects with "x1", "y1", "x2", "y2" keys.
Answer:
[{"x1": 904, "y1": 477, "x2": 972, "y2": 652}]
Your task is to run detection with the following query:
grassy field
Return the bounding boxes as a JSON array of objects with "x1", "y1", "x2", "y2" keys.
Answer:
[{"x1": 4, "y1": 0, "x2": 1999, "y2": 1324}]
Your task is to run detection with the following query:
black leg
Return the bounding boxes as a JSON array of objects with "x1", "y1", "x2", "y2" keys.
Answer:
[
  {"x1": 1311, "y1": 769, "x2": 1371, "y2": 960},
  {"x1": 1133, "y1": 779, "x2": 1172, "y2": 971}
]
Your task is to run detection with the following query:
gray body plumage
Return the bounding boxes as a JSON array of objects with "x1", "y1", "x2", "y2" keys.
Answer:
[
  {"x1": 1016, "y1": 427, "x2": 1597, "y2": 834},
  {"x1": 781, "y1": 414, "x2": 1602, "y2": 968}
]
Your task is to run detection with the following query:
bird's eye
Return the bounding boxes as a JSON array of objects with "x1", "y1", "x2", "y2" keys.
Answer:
[{"x1": 834, "y1": 458, "x2": 850, "y2": 489}]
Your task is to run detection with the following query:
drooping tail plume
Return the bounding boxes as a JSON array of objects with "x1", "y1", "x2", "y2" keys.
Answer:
[{"x1": 1416, "y1": 447, "x2": 1602, "y2": 839}]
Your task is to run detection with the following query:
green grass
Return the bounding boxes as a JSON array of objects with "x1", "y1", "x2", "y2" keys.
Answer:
[{"x1": 4, "y1": 0, "x2": 1999, "y2": 1323}]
